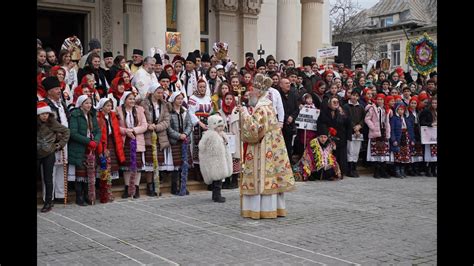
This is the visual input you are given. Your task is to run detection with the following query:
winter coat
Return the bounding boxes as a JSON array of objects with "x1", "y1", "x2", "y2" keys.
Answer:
[
  {"x1": 37, "y1": 118, "x2": 70, "y2": 159},
  {"x1": 199, "y1": 130, "x2": 233, "y2": 184},
  {"x1": 218, "y1": 108, "x2": 241, "y2": 159},
  {"x1": 167, "y1": 107, "x2": 193, "y2": 145},
  {"x1": 96, "y1": 111, "x2": 125, "y2": 164},
  {"x1": 280, "y1": 89, "x2": 300, "y2": 126},
  {"x1": 364, "y1": 103, "x2": 391, "y2": 139},
  {"x1": 140, "y1": 96, "x2": 171, "y2": 150},
  {"x1": 418, "y1": 108, "x2": 436, "y2": 127},
  {"x1": 302, "y1": 72, "x2": 321, "y2": 96},
  {"x1": 343, "y1": 101, "x2": 365, "y2": 140},
  {"x1": 390, "y1": 114, "x2": 415, "y2": 152},
  {"x1": 317, "y1": 105, "x2": 352, "y2": 143},
  {"x1": 116, "y1": 105, "x2": 148, "y2": 152},
  {"x1": 67, "y1": 108, "x2": 101, "y2": 166}
]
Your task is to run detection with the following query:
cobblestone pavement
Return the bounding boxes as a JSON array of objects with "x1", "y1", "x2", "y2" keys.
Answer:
[{"x1": 37, "y1": 175, "x2": 437, "y2": 265}]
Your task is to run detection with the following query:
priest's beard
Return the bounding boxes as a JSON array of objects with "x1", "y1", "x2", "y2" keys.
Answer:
[{"x1": 249, "y1": 95, "x2": 259, "y2": 107}]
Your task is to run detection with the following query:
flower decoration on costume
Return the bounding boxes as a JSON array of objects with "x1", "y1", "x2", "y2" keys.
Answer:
[{"x1": 329, "y1": 127, "x2": 337, "y2": 137}]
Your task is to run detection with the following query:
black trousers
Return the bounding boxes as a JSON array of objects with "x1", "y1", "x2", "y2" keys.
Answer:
[
  {"x1": 282, "y1": 125, "x2": 295, "y2": 158},
  {"x1": 334, "y1": 140, "x2": 348, "y2": 176},
  {"x1": 37, "y1": 153, "x2": 56, "y2": 203}
]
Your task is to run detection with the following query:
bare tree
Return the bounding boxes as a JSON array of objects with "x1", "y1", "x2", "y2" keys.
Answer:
[{"x1": 331, "y1": 0, "x2": 376, "y2": 66}]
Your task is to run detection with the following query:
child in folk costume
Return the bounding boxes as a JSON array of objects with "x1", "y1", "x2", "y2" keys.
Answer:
[
  {"x1": 390, "y1": 103, "x2": 415, "y2": 178},
  {"x1": 140, "y1": 83, "x2": 171, "y2": 197},
  {"x1": 419, "y1": 96, "x2": 437, "y2": 177},
  {"x1": 297, "y1": 124, "x2": 341, "y2": 181},
  {"x1": 95, "y1": 98, "x2": 125, "y2": 203},
  {"x1": 117, "y1": 91, "x2": 148, "y2": 198},
  {"x1": 406, "y1": 96, "x2": 424, "y2": 175},
  {"x1": 365, "y1": 93, "x2": 391, "y2": 178},
  {"x1": 37, "y1": 102, "x2": 70, "y2": 212},
  {"x1": 218, "y1": 92, "x2": 241, "y2": 189},
  {"x1": 199, "y1": 114, "x2": 233, "y2": 203},
  {"x1": 167, "y1": 91, "x2": 193, "y2": 195},
  {"x1": 211, "y1": 82, "x2": 231, "y2": 112},
  {"x1": 107, "y1": 77, "x2": 126, "y2": 111},
  {"x1": 82, "y1": 74, "x2": 101, "y2": 107},
  {"x1": 68, "y1": 95, "x2": 101, "y2": 206},
  {"x1": 343, "y1": 90, "x2": 366, "y2": 177},
  {"x1": 188, "y1": 79, "x2": 213, "y2": 181}
]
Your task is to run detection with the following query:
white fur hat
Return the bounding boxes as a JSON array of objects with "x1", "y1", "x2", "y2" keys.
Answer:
[
  {"x1": 119, "y1": 91, "x2": 133, "y2": 106},
  {"x1": 75, "y1": 95, "x2": 90, "y2": 108},
  {"x1": 95, "y1": 97, "x2": 112, "y2": 110},
  {"x1": 37, "y1": 101, "x2": 52, "y2": 115},
  {"x1": 207, "y1": 114, "x2": 225, "y2": 131},
  {"x1": 169, "y1": 91, "x2": 183, "y2": 103}
]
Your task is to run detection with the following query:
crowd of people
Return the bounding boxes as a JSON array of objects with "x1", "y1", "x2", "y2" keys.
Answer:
[{"x1": 37, "y1": 36, "x2": 437, "y2": 215}]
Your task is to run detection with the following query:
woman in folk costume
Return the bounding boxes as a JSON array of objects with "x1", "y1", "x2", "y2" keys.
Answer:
[
  {"x1": 81, "y1": 74, "x2": 101, "y2": 107},
  {"x1": 418, "y1": 96, "x2": 437, "y2": 177},
  {"x1": 206, "y1": 66, "x2": 221, "y2": 96},
  {"x1": 58, "y1": 49, "x2": 79, "y2": 91},
  {"x1": 117, "y1": 91, "x2": 148, "y2": 198},
  {"x1": 95, "y1": 98, "x2": 125, "y2": 203},
  {"x1": 297, "y1": 124, "x2": 341, "y2": 181},
  {"x1": 163, "y1": 64, "x2": 187, "y2": 104},
  {"x1": 140, "y1": 83, "x2": 171, "y2": 197},
  {"x1": 37, "y1": 102, "x2": 70, "y2": 212},
  {"x1": 218, "y1": 92, "x2": 241, "y2": 189},
  {"x1": 50, "y1": 65, "x2": 73, "y2": 106},
  {"x1": 117, "y1": 70, "x2": 139, "y2": 96},
  {"x1": 199, "y1": 114, "x2": 232, "y2": 203},
  {"x1": 389, "y1": 103, "x2": 415, "y2": 178},
  {"x1": 167, "y1": 91, "x2": 193, "y2": 195},
  {"x1": 68, "y1": 95, "x2": 101, "y2": 206},
  {"x1": 365, "y1": 93, "x2": 391, "y2": 178},
  {"x1": 211, "y1": 82, "x2": 231, "y2": 113},
  {"x1": 239, "y1": 73, "x2": 295, "y2": 220},
  {"x1": 188, "y1": 78, "x2": 213, "y2": 181},
  {"x1": 405, "y1": 96, "x2": 424, "y2": 175},
  {"x1": 107, "y1": 77, "x2": 126, "y2": 111}
]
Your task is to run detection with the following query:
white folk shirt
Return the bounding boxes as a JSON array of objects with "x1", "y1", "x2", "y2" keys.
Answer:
[
  {"x1": 266, "y1": 87, "x2": 285, "y2": 123},
  {"x1": 132, "y1": 67, "x2": 158, "y2": 101},
  {"x1": 52, "y1": 99, "x2": 69, "y2": 164}
]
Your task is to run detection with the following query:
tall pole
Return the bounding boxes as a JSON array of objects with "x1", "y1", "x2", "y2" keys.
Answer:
[{"x1": 233, "y1": 85, "x2": 246, "y2": 211}]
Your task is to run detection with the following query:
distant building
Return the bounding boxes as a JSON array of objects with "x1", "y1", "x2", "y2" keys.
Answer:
[{"x1": 332, "y1": 0, "x2": 437, "y2": 72}]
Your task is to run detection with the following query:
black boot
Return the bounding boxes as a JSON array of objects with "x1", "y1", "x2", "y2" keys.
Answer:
[
  {"x1": 431, "y1": 162, "x2": 437, "y2": 177},
  {"x1": 122, "y1": 185, "x2": 129, "y2": 198},
  {"x1": 83, "y1": 182, "x2": 93, "y2": 205},
  {"x1": 405, "y1": 164, "x2": 415, "y2": 176},
  {"x1": 41, "y1": 201, "x2": 52, "y2": 213},
  {"x1": 425, "y1": 163, "x2": 432, "y2": 177},
  {"x1": 171, "y1": 171, "x2": 179, "y2": 195},
  {"x1": 411, "y1": 164, "x2": 420, "y2": 176},
  {"x1": 346, "y1": 162, "x2": 355, "y2": 177},
  {"x1": 212, "y1": 180, "x2": 226, "y2": 203},
  {"x1": 133, "y1": 185, "x2": 140, "y2": 198},
  {"x1": 222, "y1": 177, "x2": 231, "y2": 189},
  {"x1": 394, "y1": 164, "x2": 402, "y2": 178},
  {"x1": 146, "y1": 183, "x2": 155, "y2": 197},
  {"x1": 75, "y1": 182, "x2": 87, "y2": 206},
  {"x1": 352, "y1": 162, "x2": 360, "y2": 177},
  {"x1": 230, "y1": 174, "x2": 239, "y2": 188},
  {"x1": 380, "y1": 162, "x2": 390, "y2": 178},
  {"x1": 373, "y1": 162, "x2": 381, "y2": 179},
  {"x1": 400, "y1": 164, "x2": 406, "y2": 177}
]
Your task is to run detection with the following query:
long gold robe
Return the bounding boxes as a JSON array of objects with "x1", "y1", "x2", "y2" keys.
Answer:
[{"x1": 240, "y1": 94, "x2": 295, "y2": 196}]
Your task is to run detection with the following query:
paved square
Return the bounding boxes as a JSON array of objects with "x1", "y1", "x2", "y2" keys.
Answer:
[{"x1": 37, "y1": 175, "x2": 436, "y2": 265}]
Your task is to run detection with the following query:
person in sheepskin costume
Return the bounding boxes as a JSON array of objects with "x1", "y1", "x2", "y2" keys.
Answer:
[{"x1": 199, "y1": 114, "x2": 233, "y2": 203}]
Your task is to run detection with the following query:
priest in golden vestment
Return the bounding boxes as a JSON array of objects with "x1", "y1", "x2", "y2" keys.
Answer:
[{"x1": 239, "y1": 74, "x2": 295, "y2": 219}]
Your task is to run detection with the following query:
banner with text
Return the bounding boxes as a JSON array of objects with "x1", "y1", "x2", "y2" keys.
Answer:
[{"x1": 295, "y1": 107, "x2": 320, "y2": 131}]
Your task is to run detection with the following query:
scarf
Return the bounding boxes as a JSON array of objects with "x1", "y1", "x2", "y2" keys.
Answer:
[
  {"x1": 179, "y1": 138, "x2": 189, "y2": 196},
  {"x1": 222, "y1": 92, "x2": 236, "y2": 115}
]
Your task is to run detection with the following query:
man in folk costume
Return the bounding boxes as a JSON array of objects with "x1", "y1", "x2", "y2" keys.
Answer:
[
  {"x1": 239, "y1": 73, "x2": 296, "y2": 219},
  {"x1": 132, "y1": 56, "x2": 158, "y2": 103},
  {"x1": 41, "y1": 77, "x2": 71, "y2": 203},
  {"x1": 199, "y1": 114, "x2": 233, "y2": 203},
  {"x1": 178, "y1": 52, "x2": 209, "y2": 100},
  {"x1": 128, "y1": 49, "x2": 144, "y2": 76}
]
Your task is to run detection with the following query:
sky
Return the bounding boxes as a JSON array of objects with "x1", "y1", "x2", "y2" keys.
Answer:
[{"x1": 329, "y1": 0, "x2": 380, "y2": 10}]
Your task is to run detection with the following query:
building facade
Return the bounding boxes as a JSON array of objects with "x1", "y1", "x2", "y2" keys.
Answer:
[
  {"x1": 332, "y1": 0, "x2": 437, "y2": 72},
  {"x1": 37, "y1": 0, "x2": 331, "y2": 67}
]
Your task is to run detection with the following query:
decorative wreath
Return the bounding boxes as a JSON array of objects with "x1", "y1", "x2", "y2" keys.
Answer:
[{"x1": 405, "y1": 33, "x2": 437, "y2": 76}]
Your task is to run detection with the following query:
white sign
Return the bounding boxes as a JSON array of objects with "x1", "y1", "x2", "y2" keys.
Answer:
[
  {"x1": 420, "y1": 126, "x2": 437, "y2": 144},
  {"x1": 317, "y1": 47, "x2": 339, "y2": 58},
  {"x1": 226, "y1": 134, "x2": 236, "y2": 154},
  {"x1": 295, "y1": 107, "x2": 320, "y2": 131}
]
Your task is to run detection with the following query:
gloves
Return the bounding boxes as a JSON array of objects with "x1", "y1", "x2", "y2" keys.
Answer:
[{"x1": 88, "y1": 141, "x2": 97, "y2": 150}]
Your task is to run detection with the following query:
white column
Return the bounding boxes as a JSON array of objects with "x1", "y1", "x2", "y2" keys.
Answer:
[
  {"x1": 240, "y1": 14, "x2": 258, "y2": 67},
  {"x1": 301, "y1": 0, "x2": 324, "y2": 60},
  {"x1": 142, "y1": 0, "x2": 167, "y2": 56},
  {"x1": 177, "y1": 0, "x2": 201, "y2": 54},
  {"x1": 277, "y1": 0, "x2": 299, "y2": 63}
]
